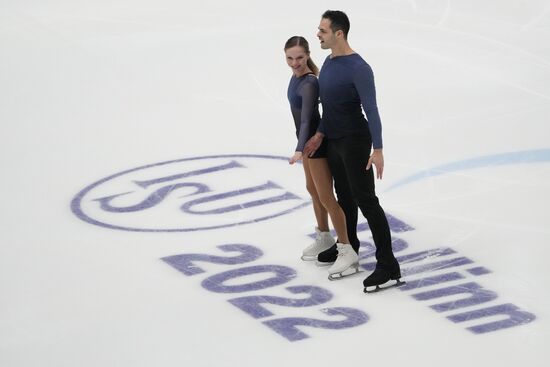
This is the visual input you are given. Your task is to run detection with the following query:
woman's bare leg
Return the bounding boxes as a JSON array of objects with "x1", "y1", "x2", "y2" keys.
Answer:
[
  {"x1": 307, "y1": 158, "x2": 350, "y2": 244},
  {"x1": 302, "y1": 156, "x2": 329, "y2": 231}
]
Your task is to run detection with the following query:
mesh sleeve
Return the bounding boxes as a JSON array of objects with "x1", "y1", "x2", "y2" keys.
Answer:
[{"x1": 295, "y1": 78, "x2": 319, "y2": 152}]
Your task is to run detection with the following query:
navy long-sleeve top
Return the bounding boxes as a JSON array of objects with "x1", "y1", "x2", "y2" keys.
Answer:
[
  {"x1": 318, "y1": 54, "x2": 383, "y2": 149},
  {"x1": 287, "y1": 73, "x2": 321, "y2": 152}
]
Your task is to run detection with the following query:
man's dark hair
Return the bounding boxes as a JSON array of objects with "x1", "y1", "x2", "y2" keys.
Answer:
[{"x1": 322, "y1": 10, "x2": 350, "y2": 39}]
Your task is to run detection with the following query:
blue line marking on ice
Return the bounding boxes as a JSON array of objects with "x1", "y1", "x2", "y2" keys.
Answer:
[{"x1": 387, "y1": 149, "x2": 550, "y2": 191}]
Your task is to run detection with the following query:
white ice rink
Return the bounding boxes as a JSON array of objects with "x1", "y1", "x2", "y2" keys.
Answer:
[{"x1": 1, "y1": 0, "x2": 549, "y2": 366}]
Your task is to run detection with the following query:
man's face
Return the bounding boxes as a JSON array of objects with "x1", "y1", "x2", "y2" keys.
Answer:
[{"x1": 317, "y1": 18, "x2": 336, "y2": 50}]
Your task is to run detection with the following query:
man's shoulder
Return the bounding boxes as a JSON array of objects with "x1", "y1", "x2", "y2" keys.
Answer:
[
  {"x1": 349, "y1": 54, "x2": 371, "y2": 70},
  {"x1": 335, "y1": 53, "x2": 372, "y2": 72}
]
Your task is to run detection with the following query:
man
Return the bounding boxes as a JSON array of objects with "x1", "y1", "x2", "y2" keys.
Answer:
[{"x1": 304, "y1": 10, "x2": 402, "y2": 291}]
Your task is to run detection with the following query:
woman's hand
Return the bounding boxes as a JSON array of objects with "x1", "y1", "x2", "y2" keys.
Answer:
[{"x1": 289, "y1": 151, "x2": 303, "y2": 164}]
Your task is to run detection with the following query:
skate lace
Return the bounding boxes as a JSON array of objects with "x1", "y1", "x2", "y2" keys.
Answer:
[{"x1": 336, "y1": 249, "x2": 350, "y2": 257}]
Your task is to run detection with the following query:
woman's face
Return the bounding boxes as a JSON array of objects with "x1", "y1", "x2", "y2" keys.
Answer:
[{"x1": 285, "y1": 45, "x2": 309, "y2": 76}]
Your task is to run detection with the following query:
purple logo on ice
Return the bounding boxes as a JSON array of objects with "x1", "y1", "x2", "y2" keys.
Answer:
[{"x1": 71, "y1": 154, "x2": 309, "y2": 232}]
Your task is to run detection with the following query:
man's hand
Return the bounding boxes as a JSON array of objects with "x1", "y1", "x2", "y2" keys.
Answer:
[
  {"x1": 366, "y1": 149, "x2": 384, "y2": 179},
  {"x1": 289, "y1": 151, "x2": 303, "y2": 164},
  {"x1": 303, "y1": 132, "x2": 324, "y2": 157}
]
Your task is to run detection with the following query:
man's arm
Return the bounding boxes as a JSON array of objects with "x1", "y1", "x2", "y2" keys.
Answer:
[
  {"x1": 354, "y1": 63, "x2": 385, "y2": 178},
  {"x1": 353, "y1": 64, "x2": 382, "y2": 149}
]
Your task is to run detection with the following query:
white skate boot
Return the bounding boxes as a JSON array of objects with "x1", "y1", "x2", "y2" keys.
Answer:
[
  {"x1": 328, "y1": 243, "x2": 361, "y2": 280},
  {"x1": 301, "y1": 227, "x2": 335, "y2": 261}
]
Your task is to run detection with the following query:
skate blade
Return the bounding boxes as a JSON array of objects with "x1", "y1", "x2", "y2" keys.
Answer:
[
  {"x1": 315, "y1": 260, "x2": 334, "y2": 267},
  {"x1": 328, "y1": 267, "x2": 362, "y2": 281},
  {"x1": 301, "y1": 255, "x2": 318, "y2": 261},
  {"x1": 363, "y1": 279, "x2": 406, "y2": 293}
]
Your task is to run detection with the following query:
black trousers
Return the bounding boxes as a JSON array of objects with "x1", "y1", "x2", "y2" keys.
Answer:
[{"x1": 326, "y1": 135, "x2": 398, "y2": 269}]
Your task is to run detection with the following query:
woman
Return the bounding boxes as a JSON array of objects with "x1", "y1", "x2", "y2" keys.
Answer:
[{"x1": 284, "y1": 36, "x2": 357, "y2": 278}]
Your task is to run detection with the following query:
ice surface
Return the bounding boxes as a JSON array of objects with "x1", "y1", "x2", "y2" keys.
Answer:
[{"x1": 1, "y1": 1, "x2": 549, "y2": 366}]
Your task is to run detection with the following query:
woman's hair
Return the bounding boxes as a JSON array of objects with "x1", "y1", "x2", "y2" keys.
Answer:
[{"x1": 284, "y1": 36, "x2": 319, "y2": 76}]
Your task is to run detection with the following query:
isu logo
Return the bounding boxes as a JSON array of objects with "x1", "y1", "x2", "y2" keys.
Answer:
[{"x1": 71, "y1": 154, "x2": 309, "y2": 232}]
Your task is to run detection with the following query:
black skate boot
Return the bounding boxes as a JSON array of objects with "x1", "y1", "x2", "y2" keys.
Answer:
[
  {"x1": 316, "y1": 243, "x2": 337, "y2": 266},
  {"x1": 316, "y1": 241, "x2": 360, "y2": 266},
  {"x1": 363, "y1": 263, "x2": 404, "y2": 293}
]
